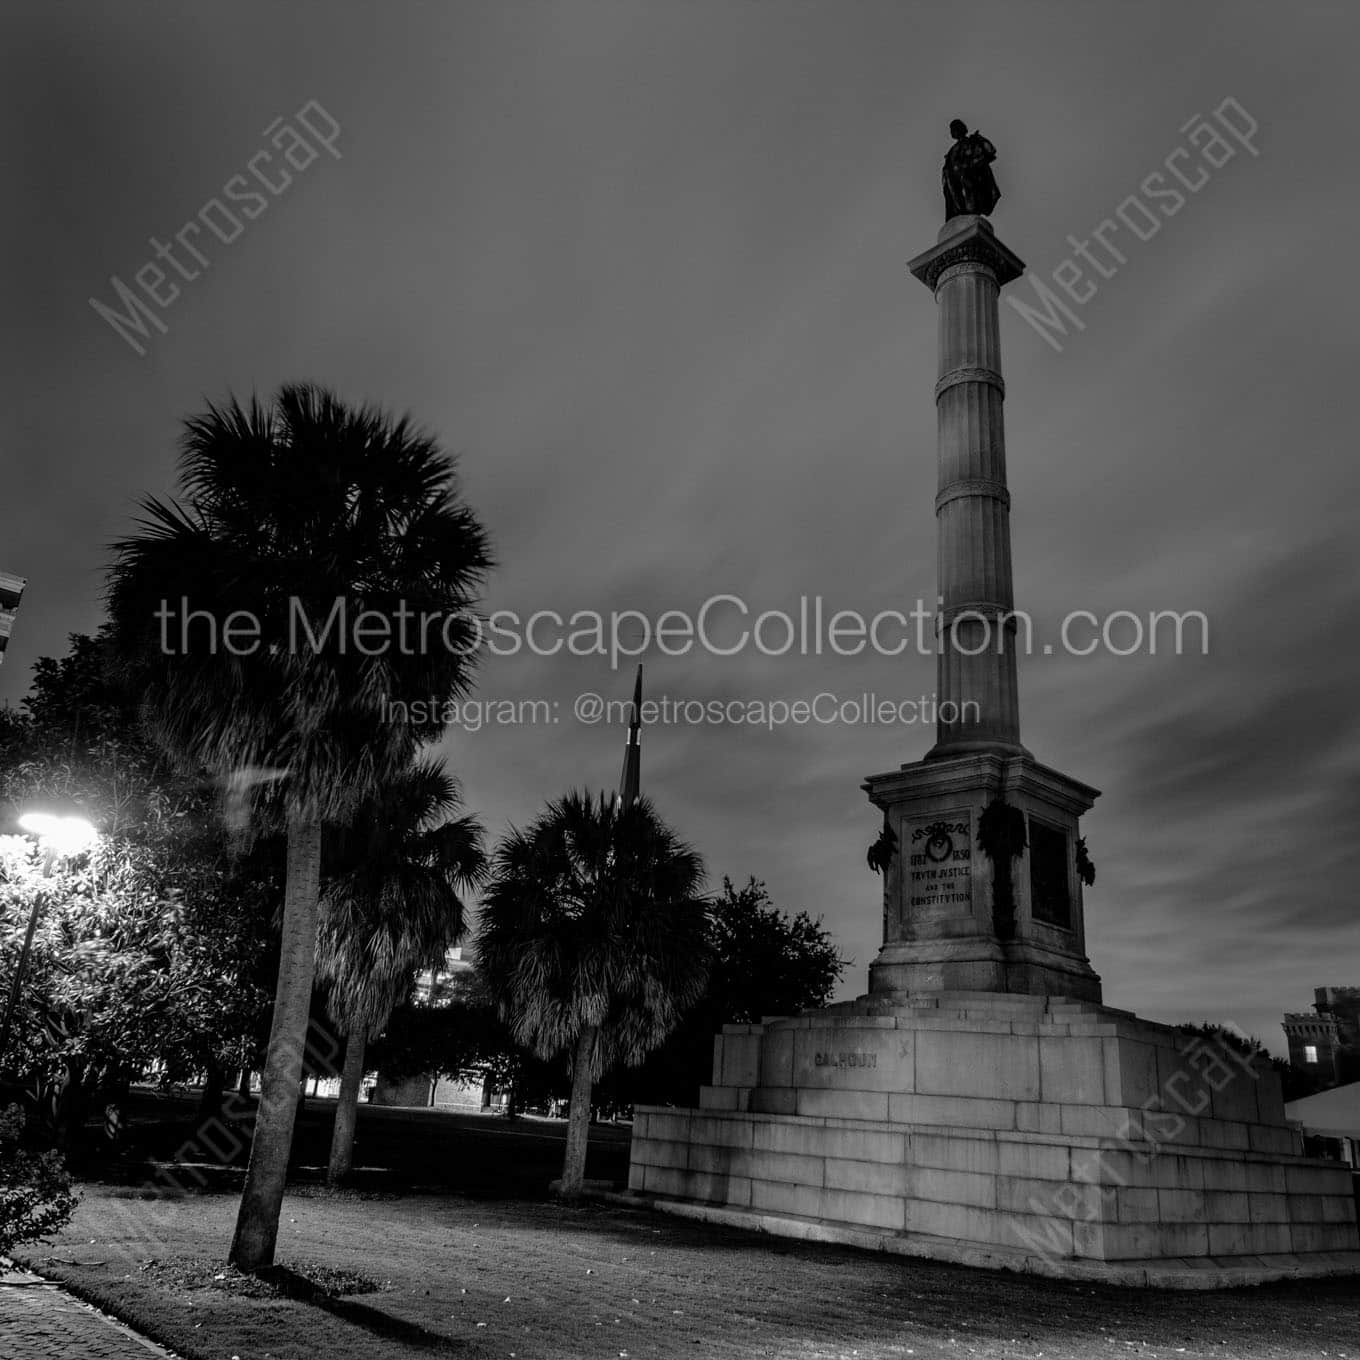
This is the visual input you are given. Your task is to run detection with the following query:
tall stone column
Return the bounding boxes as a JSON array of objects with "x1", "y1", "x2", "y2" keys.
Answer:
[
  {"x1": 910, "y1": 215, "x2": 1026, "y2": 758},
  {"x1": 862, "y1": 213, "x2": 1101, "y2": 1002}
]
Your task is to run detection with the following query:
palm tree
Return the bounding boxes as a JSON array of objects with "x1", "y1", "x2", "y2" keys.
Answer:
[
  {"x1": 478, "y1": 792, "x2": 710, "y2": 1196},
  {"x1": 317, "y1": 757, "x2": 485, "y2": 1186},
  {"x1": 107, "y1": 384, "x2": 491, "y2": 1269}
]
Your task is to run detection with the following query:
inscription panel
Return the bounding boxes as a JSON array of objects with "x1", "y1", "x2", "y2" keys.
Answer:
[
  {"x1": 791, "y1": 1028, "x2": 913, "y2": 1092},
  {"x1": 906, "y1": 815, "x2": 974, "y2": 923},
  {"x1": 814, "y1": 1051, "x2": 878, "y2": 1070}
]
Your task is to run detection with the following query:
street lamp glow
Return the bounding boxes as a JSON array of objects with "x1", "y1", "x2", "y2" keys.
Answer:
[
  {"x1": 18, "y1": 812, "x2": 99, "y2": 857},
  {"x1": 0, "y1": 811, "x2": 101, "y2": 1068}
]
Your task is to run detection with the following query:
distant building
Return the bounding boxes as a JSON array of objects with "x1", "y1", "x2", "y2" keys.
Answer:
[
  {"x1": 369, "y1": 946, "x2": 498, "y2": 1111},
  {"x1": 412, "y1": 943, "x2": 473, "y2": 1003},
  {"x1": 1283, "y1": 986, "x2": 1360, "y2": 1089},
  {"x1": 370, "y1": 1069, "x2": 489, "y2": 1111},
  {"x1": 1285, "y1": 1080, "x2": 1360, "y2": 1167}
]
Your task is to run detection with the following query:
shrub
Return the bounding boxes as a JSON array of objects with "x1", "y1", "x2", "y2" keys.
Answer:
[{"x1": 0, "y1": 1104, "x2": 79, "y2": 1256}]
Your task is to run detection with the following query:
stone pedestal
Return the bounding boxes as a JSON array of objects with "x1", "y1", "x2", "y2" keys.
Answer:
[
  {"x1": 628, "y1": 994, "x2": 1360, "y2": 1285},
  {"x1": 866, "y1": 753, "x2": 1102, "y2": 1002}
]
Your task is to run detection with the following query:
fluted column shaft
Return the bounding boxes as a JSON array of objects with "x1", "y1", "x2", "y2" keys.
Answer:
[{"x1": 909, "y1": 218, "x2": 1026, "y2": 758}]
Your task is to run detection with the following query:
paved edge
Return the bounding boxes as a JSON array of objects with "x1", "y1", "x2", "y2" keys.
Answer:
[
  {"x1": 3, "y1": 1258, "x2": 189, "y2": 1360},
  {"x1": 602, "y1": 1191, "x2": 1360, "y2": 1291}
]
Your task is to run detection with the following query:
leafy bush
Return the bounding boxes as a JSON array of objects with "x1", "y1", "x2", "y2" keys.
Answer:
[{"x1": 0, "y1": 1103, "x2": 79, "y2": 1255}]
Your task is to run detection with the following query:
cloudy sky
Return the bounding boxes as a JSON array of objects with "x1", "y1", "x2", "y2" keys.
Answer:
[{"x1": 4, "y1": 0, "x2": 1358, "y2": 1054}]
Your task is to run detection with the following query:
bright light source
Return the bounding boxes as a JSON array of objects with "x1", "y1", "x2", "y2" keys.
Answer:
[
  {"x1": 18, "y1": 812, "x2": 99, "y2": 857},
  {"x1": 17, "y1": 812, "x2": 60, "y2": 838}
]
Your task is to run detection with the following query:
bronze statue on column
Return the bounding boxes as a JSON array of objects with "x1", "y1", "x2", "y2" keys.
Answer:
[{"x1": 942, "y1": 118, "x2": 1000, "y2": 218}]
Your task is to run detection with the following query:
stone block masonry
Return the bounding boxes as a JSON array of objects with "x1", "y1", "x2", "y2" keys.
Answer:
[{"x1": 627, "y1": 992, "x2": 1360, "y2": 1285}]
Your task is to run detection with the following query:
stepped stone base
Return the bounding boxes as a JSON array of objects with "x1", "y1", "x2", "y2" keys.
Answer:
[{"x1": 627, "y1": 992, "x2": 1360, "y2": 1285}]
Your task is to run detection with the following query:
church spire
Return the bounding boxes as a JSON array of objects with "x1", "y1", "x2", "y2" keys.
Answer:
[{"x1": 617, "y1": 664, "x2": 642, "y2": 810}]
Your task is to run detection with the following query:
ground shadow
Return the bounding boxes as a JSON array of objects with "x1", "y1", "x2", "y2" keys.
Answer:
[{"x1": 256, "y1": 1265, "x2": 474, "y2": 1353}]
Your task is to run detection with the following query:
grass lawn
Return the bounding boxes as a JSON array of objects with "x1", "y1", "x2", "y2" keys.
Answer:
[{"x1": 17, "y1": 1184, "x2": 1360, "y2": 1360}]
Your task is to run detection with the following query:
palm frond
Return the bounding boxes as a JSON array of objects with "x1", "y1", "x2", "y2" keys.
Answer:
[
  {"x1": 105, "y1": 384, "x2": 494, "y2": 827},
  {"x1": 477, "y1": 792, "x2": 710, "y2": 1077},
  {"x1": 317, "y1": 756, "x2": 487, "y2": 1033}
]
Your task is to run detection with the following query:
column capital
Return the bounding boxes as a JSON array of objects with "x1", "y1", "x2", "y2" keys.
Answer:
[{"x1": 908, "y1": 216, "x2": 1026, "y2": 292}]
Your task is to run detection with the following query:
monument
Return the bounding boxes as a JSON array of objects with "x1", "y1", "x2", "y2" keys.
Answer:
[{"x1": 626, "y1": 123, "x2": 1360, "y2": 1285}]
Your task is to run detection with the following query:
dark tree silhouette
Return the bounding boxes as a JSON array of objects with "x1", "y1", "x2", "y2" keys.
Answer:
[
  {"x1": 318, "y1": 758, "x2": 485, "y2": 1185},
  {"x1": 478, "y1": 792, "x2": 709, "y2": 1195},
  {"x1": 107, "y1": 384, "x2": 491, "y2": 1269}
]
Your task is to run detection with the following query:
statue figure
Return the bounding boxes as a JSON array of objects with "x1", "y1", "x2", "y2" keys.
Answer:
[{"x1": 942, "y1": 118, "x2": 1000, "y2": 219}]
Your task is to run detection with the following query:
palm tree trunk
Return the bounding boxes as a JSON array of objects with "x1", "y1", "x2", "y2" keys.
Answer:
[
  {"x1": 229, "y1": 808, "x2": 322, "y2": 1271},
  {"x1": 559, "y1": 1025, "x2": 597, "y2": 1197},
  {"x1": 326, "y1": 1030, "x2": 366, "y2": 1187}
]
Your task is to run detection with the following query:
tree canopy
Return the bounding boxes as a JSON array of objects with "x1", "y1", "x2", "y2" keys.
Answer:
[
  {"x1": 610, "y1": 876, "x2": 845, "y2": 1109},
  {"x1": 0, "y1": 629, "x2": 282, "y2": 1141},
  {"x1": 478, "y1": 791, "x2": 710, "y2": 1192}
]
